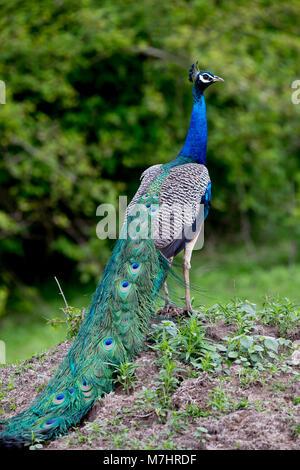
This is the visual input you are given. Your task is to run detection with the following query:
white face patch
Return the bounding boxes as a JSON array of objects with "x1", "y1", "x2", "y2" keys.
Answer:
[{"x1": 199, "y1": 73, "x2": 213, "y2": 84}]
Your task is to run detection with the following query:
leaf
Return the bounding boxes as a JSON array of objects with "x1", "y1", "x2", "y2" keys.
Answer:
[
  {"x1": 264, "y1": 337, "x2": 279, "y2": 353},
  {"x1": 240, "y1": 336, "x2": 253, "y2": 349},
  {"x1": 249, "y1": 353, "x2": 260, "y2": 363},
  {"x1": 228, "y1": 351, "x2": 239, "y2": 359},
  {"x1": 240, "y1": 304, "x2": 256, "y2": 315},
  {"x1": 267, "y1": 351, "x2": 277, "y2": 359},
  {"x1": 196, "y1": 427, "x2": 209, "y2": 434}
]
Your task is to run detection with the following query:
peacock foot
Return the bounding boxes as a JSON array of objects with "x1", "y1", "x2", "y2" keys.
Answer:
[
  {"x1": 162, "y1": 302, "x2": 173, "y2": 313},
  {"x1": 185, "y1": 302, "x2": 194, "y2": 314}
]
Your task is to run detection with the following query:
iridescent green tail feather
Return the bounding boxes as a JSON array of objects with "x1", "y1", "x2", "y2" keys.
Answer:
[{"x1": 0, "y1": 192, "x2": 168, "y2": 448}]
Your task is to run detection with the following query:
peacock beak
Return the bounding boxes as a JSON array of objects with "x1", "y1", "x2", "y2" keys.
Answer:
[{"x1": 213, "y1": 75, "x2": 224, "y2": 82}]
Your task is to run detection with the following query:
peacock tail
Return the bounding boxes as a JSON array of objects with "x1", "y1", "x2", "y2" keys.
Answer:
[{"x1": 0, "y1": 183, "x2": 169, "y2": 448}]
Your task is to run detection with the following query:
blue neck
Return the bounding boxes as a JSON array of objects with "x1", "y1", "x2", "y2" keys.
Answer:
[{"x1": 178, "y1": 91, "x2": 207, "y2": 165}]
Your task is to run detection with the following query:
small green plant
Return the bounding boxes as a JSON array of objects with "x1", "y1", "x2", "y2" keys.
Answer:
[
  {"x1": 293, "y1": 424, "x2": 300, "y2": 437},
  {"x1": 47, "y1": 305, "x2": 85, "y2": 339},
  {"x1": 194, "y1": 426, "x2": 210, "y2": 443},
  {"x1": 150, "y1": 315, "x2": 222, "y2": 372},
  {"x1": 176, "y1": 314, "x2": 222, "y2": 370},
  {"x1": 149, "y1": 320, "x2": 179, "y2": 359},
  {"x1": 35, "y1": 382, "x2": 47, "y2": 393},
  {"x1": 168, "y1": 411, "x2": 188, "y2": 434},
  {"x1": 132, "y1": 355, "x2": 184, "y2": 424},
  {"x1": 253, "y1": 399, "x2": 266, "y2": 412},
  {"x1": 233, "y1": 397, "x2": 249, "y2": 410},
  {"x1": 260, "y1": 296, "x2": 300, "y2": 337},
  {"x1": 184, "y1": 403, "x2": 203, "y2": 418},
  {"x1": 113, "y1": 360, "x2": 139, "y2": 394},
  {"x1": 270, "y1": 380, "x2": 289, "y2": 393},
  {"x1": 47, "y1": 277, "x2": 85, "y2": 338},
  {"x1": 202, "y1": 299, "x2": 257, "y2": 334},
  {"x1": 85, "y1": 420, "x2": 107, "y2": 437},
  {"x1": 236, "y1": 367, "x2": 265, "y2": 388},
  {"x1": 0, "y1": 380, "x2": 16, "y2": 415},
  {"x1": 154, "y1": 356, "x2": 184, "y2": 413},
  {"x1": 28, "y1": 431, "x2": 45, "y2": 449},
  {"x1": 109, "y1": 426, "x2": 130, "y2": 449},
  {"x1": 135, "y1": 387, "x2": 157, "y2": 414},
  {"x1": 223, "y1": 333, "x2": 291, "y2": 367},
  {"x1": 207, "y1": 386, "x2": 231, "y2": 412}
]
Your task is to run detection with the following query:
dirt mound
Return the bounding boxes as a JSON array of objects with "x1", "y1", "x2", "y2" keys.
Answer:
[{"x1": 0, "y1": 331, "x2": 299, "y2": 450}]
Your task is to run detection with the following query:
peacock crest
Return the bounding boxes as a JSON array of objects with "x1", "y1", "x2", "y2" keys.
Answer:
[{"x1": 188, "y1": 60, "x2": 200, "y2": 83}]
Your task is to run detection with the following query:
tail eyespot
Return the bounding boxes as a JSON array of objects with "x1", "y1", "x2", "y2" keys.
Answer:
[
  {"x1": 53, "y1": 393, "x2": 65, "y2": 404},
  {"x1": 120, "y1": 280, "x2": 132, "y2": 293},
  {"x1": 102, "y1": 337, "x2": 115, "y2": 351},
  {"x1": 80, "y1": 380, "x2": 92, "y2": 392},
  {"x1": 42, "y1": 418, "x2": 58, "y2": 429}
]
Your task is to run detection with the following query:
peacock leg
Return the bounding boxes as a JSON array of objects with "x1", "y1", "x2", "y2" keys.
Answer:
[
  {"x1": 163, "y1": 256, "x2": 173, "y2": 310},
  {"x1": 183, "y1": 233, "x2": 200, "y2": 313},
  {"x1": 163, "y1": 281, "x2": 171, "y2": 306}
]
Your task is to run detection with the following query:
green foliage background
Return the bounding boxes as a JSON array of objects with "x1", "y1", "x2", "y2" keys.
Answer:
[{"x1": 0, "y1": 0, "x2": 300, "y2": 359}]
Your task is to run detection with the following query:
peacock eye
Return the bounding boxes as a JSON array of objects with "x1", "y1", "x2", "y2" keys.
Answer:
[{"x1": 202, "y1": 74, "x2": 210, "y2": 80}]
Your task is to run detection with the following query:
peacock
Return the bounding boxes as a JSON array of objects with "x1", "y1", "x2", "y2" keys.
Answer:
[{"x1": 0, "y1": 62, "x2": 223, "y2": 448}]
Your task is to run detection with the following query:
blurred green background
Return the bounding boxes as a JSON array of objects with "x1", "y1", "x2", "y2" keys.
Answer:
[{"x1": 0, "y1": 0, "x2": 300, "y2": 363}]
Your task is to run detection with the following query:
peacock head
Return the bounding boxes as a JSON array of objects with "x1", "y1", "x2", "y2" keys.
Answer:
[{"x1": 188, "y1": 61, "x2": 224, "y2": 94}]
